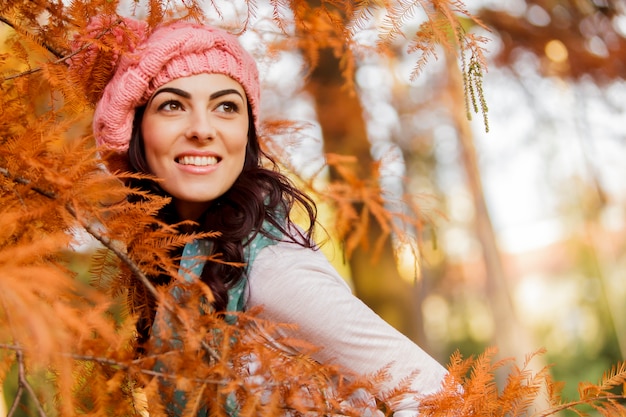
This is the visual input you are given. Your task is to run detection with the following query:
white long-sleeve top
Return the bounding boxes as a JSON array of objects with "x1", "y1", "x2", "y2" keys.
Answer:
[{"x1": 246, "y1": 240, "x2": 448, "y2": 416}]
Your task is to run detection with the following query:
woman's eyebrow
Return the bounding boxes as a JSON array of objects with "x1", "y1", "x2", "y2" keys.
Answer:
[
  {"x1": 149, "y1": 87, "x2": 191, "y2": 104},
  {"x1": 210, "y1": 89, "x2": 244, "y2": 101}
]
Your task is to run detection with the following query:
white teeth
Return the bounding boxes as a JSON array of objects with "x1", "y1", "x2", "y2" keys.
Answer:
[{"x1": 178, "y1": 155, "x2": 218, "y2": 166}]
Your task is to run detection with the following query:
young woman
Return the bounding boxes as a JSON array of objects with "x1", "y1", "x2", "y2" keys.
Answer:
[{"x1": 92, "y1": 18, "x2": 448, "y2": 416}]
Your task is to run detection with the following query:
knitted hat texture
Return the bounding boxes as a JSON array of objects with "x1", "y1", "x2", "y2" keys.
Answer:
[{"x1": 93, "y1": 20, "x2": 260, "y2": 152}]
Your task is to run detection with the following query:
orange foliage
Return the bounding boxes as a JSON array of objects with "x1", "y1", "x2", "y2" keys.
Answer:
[
  {"x1": 1, "y1": 0, "x2": 624, "y2": 416},
  {"x1": 420, "y1": 348, "x2": 626, "y2": 417}
]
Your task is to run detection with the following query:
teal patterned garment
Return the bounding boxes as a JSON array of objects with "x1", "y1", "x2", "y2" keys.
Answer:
[{"x1": 151, "y1": 225, "x2": 282, "y2": 417}]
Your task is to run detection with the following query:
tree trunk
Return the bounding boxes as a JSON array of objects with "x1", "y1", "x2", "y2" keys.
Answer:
[{"x1": 304, "y1": 47, "x2": 424, "y2": 343}]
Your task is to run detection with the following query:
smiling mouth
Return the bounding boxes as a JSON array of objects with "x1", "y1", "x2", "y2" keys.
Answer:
[{"x1": 176, "y1": 155, "x2": 219, "y2": 166}]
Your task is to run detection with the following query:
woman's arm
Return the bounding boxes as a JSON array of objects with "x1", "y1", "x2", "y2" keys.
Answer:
[{"x1": 246, "y1": 241, "x2": 447, "y2": 416}]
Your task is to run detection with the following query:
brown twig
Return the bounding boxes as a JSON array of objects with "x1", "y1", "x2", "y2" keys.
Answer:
[
  {"x1": 67, "y1": 202, "x2": 162, "y2": 300},
  {"x1": 535, "y1": 396, "x2": 626, "y2": 417},
  {"x1": 6, "y1": 355, "x2": 25, "y2": 417},
  {"x1": 7, "y1": 348, "x2": 48, "y2": 417},
  {"x1": 0, "y1": 167, "x2": 56, "y2": 199}
]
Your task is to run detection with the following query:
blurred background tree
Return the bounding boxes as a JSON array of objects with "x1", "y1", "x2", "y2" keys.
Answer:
[
  {"x1": 256, "y1": 0, "x2": 626, "y2": 405},
  {"x1": 409, "y1": 0, "x2": 626, "y2": 402}
]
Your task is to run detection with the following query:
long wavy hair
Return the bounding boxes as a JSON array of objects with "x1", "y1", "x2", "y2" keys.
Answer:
[{"x1": 127, "y1": 104, "x2": 318, "y2": 341}]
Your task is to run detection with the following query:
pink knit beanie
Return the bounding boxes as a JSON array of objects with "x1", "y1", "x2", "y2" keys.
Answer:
[{"x1": 92, "y1": 19, "x2": 260, "y2": 153}]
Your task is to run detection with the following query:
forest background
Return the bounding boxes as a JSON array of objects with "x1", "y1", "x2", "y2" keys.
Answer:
[{"x1": 1, "y1": 0, "x2": 626, "y2": 415}]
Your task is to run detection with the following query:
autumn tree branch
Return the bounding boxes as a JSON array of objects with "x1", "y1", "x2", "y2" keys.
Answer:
[
  {"x1": 0, "y1": 166, "x2": 159, "y2": 296},
  {"x1": 0, "y1": 15, "x2": 119, "y2": 83},
  {"x1": 0, "y1": 343, "x2": 231, "y2": 387},
  {"x1": 0, "y1": 15, "x2": 64, "y2": 58},
  {"x1": 0, "y1": 165, "x2": 223, "y2": 365}
]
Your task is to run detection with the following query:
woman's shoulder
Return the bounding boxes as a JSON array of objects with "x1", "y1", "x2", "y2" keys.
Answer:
[
  {"x1": 247, "y1": 239, "x2": 351, "y2": 294},
  {"x1": 254, "y1": 238, "x2": 328, "y2": 268}
]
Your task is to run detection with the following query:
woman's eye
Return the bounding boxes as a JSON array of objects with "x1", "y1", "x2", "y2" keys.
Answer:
[
  {"x1": 158, "y1": 100, "x2": 183, "y2": 112},
  {"x1": 217, "y1": 101, "x2": 239, "y2": 113}
]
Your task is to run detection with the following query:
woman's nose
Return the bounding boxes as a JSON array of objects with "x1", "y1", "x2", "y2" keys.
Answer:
[{"x1": 185, "y1": 111, "x2": 216, "y2": 142}]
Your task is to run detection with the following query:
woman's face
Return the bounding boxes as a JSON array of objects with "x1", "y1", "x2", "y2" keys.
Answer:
[{"x1": 141, "y1": 73, "x2": 249, "y2": 220}]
